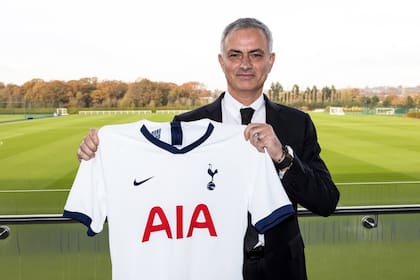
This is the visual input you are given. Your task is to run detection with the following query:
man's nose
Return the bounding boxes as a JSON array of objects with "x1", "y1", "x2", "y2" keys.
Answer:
[{"x1": 240, "y1": 56, "x2": 252, "y2": 69}]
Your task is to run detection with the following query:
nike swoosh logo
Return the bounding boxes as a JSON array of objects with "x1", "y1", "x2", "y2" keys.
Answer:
[{"x1": 133, "y1": 176, "x2": 154, "y2": 186}]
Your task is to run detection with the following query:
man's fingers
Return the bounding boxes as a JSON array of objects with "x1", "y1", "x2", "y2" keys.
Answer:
[
  {"x1": 83, "y1": 133, "x2": 98, "y2": 153},
  {"x1": 77, "y1": 145, "x2": 93, "y2": 161},
  {"x1": 244, "y1": 123, "x2": 283, "y2": 156},
  {"x1": 244, "y1": 123, "x2": 261, "y2": 140},
  {"x1": 251, "y1": 133, "x2": 266, "y2": 153},
  {"x1": 77, "y1": 129, "x2": 99, "y2": 161},
  {"x1": 78, "y1": 141, "x2": 94, "y2": 160},
  {"x1": 254, "y1": 132, "x2": 261, "y2": 142},
  {"x1": 81, "y1": 139, "x2": 96, "y2": 155},
  {"x1": 89, "y1": 128, "x2": 99, "y2": 145},
  {"x1": 77, "y1": 148, "x2": 83, "y2": 161}
]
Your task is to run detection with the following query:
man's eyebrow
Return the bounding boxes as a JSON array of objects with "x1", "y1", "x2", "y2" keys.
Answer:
[
  {"x1": 227, "y1": 48, "x2": 265, "y2": 54},
  {"x1": 227, "y1": 49, "x2": 242, "y2": 54},
  {"x1": 249, "y1": 48, "x2": 265, "y2": 54}
]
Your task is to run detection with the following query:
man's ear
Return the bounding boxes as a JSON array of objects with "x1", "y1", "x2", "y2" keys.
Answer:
[
  {"x1": 268, "y1": 52, "x2": 276, "y2": 72},
  {"x1": 218, "y1": 54, "x2": 224, "y2": 68}
]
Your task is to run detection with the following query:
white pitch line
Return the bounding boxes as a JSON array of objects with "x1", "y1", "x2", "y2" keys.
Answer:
[{"x1": 0, "y1": 189, "x2": 70, "y2": 193}]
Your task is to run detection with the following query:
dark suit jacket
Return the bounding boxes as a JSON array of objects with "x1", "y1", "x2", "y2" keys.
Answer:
[{"x1": 173, "y1": 93, "x2": 340, "y2": 280}]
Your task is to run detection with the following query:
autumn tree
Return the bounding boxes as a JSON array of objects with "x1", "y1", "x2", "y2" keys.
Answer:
[
  {"x1": 321, "y1": 86, "x2": 331, "y2": 104},
  {"x1": 303, "y1": 87, "x2": 311, "y2": 103},
  {"x1": 291, "y1": 84, "x2": 300, "y2": 103},
  {"x1": 415, "y1": 95, "x2": 420, "y2": 107},
  {"x1": 0, "y1": 82, "x2": 7, "y2": 106},
  {"x1": 97, "y1": 80, "x2": 128, "y2": 107},
  {"x1": 371, "y1": 96, "x2": 380, "y2": 107},
  {"x1": 340, "y1": 88, "x2": 360, "y2": 106},
  {"x1": 90, "y1": 89, "x2": 107, "y2": 107},
  {"x1": 3, "y1": 84, "x2": 24, "y2": 108},
  {"x1": 120, "y1": 79, "x2": 156, "y2": 107},
  {"x1": 311, "y1": 86, "x2": 318, "y2": 103},
  {"x1": 382, "y1": 95, "x2": 399, "y2": 107},
  {"x1": 268, "y1": 82, "x2": 283, "y2": 102},
  {"x1": 403, "y1": 95, "x2": 416, "y2": 108},
  {"x1": 2, "y1": 76, "x2": 419, "y2": 111}
]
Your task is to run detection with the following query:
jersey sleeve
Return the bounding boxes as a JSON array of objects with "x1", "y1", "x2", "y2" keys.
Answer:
[
  {"x1": 249, "y1": 151, "x2": 295, "y2": 234},
  {"x1": 63, "y1": 145, "x2": 107, "y2": 236}
]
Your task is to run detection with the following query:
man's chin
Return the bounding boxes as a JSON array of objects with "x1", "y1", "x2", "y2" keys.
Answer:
[{"x1": 236, "y1": 82, "x2": 261, "y2": 92}]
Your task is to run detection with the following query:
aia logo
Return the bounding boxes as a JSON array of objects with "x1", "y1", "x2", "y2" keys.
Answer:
[
  {"x1": 142, "y1": 204, "x2": 217, "y2": 242},
  {"x1": 207, "y1": 164, "x2": 218, "y2": 190}
]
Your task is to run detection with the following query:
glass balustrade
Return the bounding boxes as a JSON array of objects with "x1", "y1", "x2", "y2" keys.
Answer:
[{"x1": 1, "y1": 206, "x2": 419, "y2": 280}]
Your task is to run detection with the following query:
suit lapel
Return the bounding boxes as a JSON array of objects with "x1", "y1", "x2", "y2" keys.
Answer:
[
  {"x1": 264, "y1": 94, "x2": 293, "y2": 145},
  {"x1": 264, "y1": 94, "x2": 281, "y2": 126},
  {"x1": 204, "y1": 92, "x2": 224, "y2": 122}
]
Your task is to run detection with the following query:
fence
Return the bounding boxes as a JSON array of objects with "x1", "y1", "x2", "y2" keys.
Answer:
[{"x1": 1, "y1": 205, "x2": 420, "y2": 280}]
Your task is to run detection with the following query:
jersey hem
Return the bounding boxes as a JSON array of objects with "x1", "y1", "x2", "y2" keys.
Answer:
[
  {"x1": 63, "y1": 210, "x2": 97, "y2": 236},
  {"x1": 255, "y1": 204, "x2": 295, "y2": 233}
]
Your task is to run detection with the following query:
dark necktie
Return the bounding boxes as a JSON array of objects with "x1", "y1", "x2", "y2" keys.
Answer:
[
  {"x1": 240, "y1": 107, "x2": 259, "y2": 251},
  {"x1": 240, "y1": 107, "x2": 255, "y2": 125}
]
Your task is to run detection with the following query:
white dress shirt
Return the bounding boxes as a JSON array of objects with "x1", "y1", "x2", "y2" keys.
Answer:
[{"x1": 221, "y1": 91, "x2": 266, "y2": 124}]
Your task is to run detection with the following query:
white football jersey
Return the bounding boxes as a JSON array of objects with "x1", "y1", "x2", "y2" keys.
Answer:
[{"x1": 64, "y1": 119, "x2": 294, "y2": 280}]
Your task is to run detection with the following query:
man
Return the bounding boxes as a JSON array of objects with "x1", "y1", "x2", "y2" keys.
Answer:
[{"x1": 77, "y1": 18, "x2": 340, "y2": 280}]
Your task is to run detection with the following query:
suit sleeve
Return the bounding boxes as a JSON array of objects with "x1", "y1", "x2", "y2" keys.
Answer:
[{"x1": 281, "y1": 114, "x2": 340, "y2": 217}]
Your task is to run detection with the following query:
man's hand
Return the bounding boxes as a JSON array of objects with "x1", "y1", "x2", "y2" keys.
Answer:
[
  {"x1": 243, "y1": 123, "x2": 284, "y2": 162},
  {"x1": 77, "y1": 128, "x2": 99, "y2": 161}
]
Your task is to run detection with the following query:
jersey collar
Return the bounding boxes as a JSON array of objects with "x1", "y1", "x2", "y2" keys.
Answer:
[{"x1": 140, "y1": 121, "x2": 214, "y2": 154}]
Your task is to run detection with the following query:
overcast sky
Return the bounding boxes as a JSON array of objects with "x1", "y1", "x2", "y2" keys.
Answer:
[{"x1": 1, "y1": 0, "x2": 419, "y2": 90}]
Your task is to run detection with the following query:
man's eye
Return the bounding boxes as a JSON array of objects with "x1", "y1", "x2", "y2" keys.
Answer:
[{"x1": 250, "y1": 53, "x2": 263, "y2": 58}]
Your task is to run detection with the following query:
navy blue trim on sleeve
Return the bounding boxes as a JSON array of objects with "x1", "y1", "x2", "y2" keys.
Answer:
[
  {"x1": 254, "y1": 204, "x2": 295, "y2": 233},
  {"x1": 63, "y1": 210, "x2": 97, "y2": 236}
]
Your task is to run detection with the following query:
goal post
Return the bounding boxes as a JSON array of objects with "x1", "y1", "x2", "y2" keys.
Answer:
[
  {"x1": 329, "y1": 106, "x2": 345, "y2": 115},
  {"x1": 375, "y1": 107, "x2": 395, "y2": 115},
  {"x1": 55, "y1": 108, "x2": 69, "y2": 116}
]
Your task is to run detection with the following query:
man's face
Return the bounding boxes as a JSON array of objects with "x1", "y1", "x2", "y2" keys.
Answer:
[{"x1": 218, "y1": 27, "x2": 275, "y2": 98}]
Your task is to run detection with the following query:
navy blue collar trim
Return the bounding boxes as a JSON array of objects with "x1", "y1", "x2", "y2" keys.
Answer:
[{"x1": 140, "y1": 121, "x2": 214, "y2": 154}]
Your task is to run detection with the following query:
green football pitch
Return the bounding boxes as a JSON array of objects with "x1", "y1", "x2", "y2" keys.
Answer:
[{"x1": 0, "y1": 112, "x2": 419, "y2": 215}]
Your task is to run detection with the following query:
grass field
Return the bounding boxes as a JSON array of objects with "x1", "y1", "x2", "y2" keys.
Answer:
[
  {"x1": 1, "y1": 112, "x2": 419, "y2": 280},
  {"x1": 0, "y1": 112, "x2": 419, "y2": 215}
]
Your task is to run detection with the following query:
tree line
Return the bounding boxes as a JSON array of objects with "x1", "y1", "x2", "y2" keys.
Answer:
[
  {"x1": 0, "y1": 78, "x2": 215, "y2": 110},
  {"x1": 267, "y1": 82, "x2": 420, "y2": 110},
  {"x1": 0, "y1": 78, "x2": 419, "y2": 111}
]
